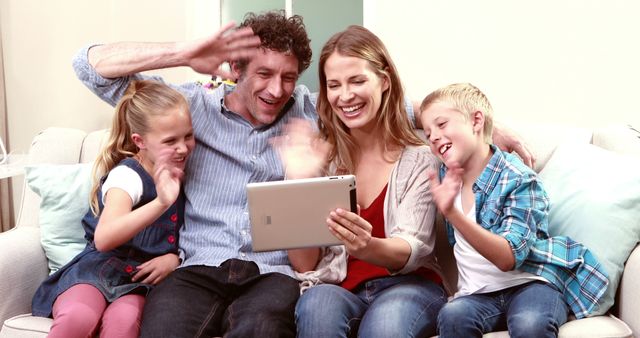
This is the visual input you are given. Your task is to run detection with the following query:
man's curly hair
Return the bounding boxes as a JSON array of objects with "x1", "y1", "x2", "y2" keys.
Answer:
[{"x1": 236, "y1": 11, "x2": 312, "y2": 75}]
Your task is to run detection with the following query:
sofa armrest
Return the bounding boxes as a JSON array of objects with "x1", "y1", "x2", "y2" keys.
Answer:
[
  {"x1": 617, "y1": 244, "x2": 640, "y2": 336},
  {"x1": 0, "y1": 226, "x2": 48, "y2": 325}
]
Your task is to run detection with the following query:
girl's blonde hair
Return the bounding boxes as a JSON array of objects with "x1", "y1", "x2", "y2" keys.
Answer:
[
  {"x1": 89, "y1": 80, "x2": 188, "y2": 215},
  {"x1": 316, "y1": 25, "x2": 423, "y2": 174},
  {"x1": 420, "y1": 83, "x2": 494, "y2": 143}
]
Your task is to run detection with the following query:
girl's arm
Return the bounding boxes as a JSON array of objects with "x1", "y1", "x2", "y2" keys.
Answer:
[
  {"x1": 132, "y1": 253, "x2": 180, "y2": 285},
  {"x1": 94, "y1": 155, "x2": 182, "y2": 252},
  {"x1": 93, "y1": 189, "x2": 174, "y2": 252}
]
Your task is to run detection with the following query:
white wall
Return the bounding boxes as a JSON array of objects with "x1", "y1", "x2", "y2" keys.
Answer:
[
  {"x1": 3, "y1": 1, "x2": 639, "y2": 219},
  {"x1": 365, "y1": 0, "x2": 640, "y2": 128},
  {"x1": 1, "y1": 0, "x2": 220, "y2": 154},
  {"x1": 1, "y1": 0, "x2": 219, "y2": 217}
]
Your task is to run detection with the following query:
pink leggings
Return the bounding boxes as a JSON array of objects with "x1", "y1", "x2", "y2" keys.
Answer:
[{"x1": 48, "y1": 283, "x2": 145, "y2": 338}]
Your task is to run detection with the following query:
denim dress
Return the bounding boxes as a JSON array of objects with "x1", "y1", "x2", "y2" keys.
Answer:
[{"x1": 31, "y1": 158, "x2": 183, "y2": 317}]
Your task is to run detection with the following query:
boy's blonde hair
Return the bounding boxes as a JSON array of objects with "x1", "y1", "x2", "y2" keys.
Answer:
[{"x1": 420, "y1": 83, "x2": 494, "y2": 143}]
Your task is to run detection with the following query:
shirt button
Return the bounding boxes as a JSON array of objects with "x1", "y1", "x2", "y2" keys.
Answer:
[
  {"x1": 124, "y1": 265, "x2": 134, "y2": 273},
  {"x1": 168, "y1": 235, "x2": 176, "y2": 244},
  {"x1": 170, "y1": 213, "x2": 178, "y2": 222},
  {"x1": 241, "y1": 230, "x2": 247, "y2": 235},
  {"x1": 251, "y1": 155, "x2": 258, "y2": 160},
  {"x1": 240, "y1": 252, "x2": 247, "y2": 258}
]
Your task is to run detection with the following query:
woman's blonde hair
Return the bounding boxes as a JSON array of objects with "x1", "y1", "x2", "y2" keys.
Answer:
[
  {"x1": 316, "y1": 25, "x2": 423, "y2": 174},
  {"x1": 89, "y1": 80, "x2": 188, "y2": 215}
]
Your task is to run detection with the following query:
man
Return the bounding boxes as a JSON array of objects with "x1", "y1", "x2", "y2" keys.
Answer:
[{"x1": 75, "y1": 12, "x2": 313, "y2": 337}]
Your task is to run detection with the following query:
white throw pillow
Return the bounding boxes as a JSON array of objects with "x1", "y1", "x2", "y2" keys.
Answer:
[
  {"x1": 25, "y1": 163, "x2": 93, "y2": 274},
  {"x1": 539, "y1": 143, "x2": 640, "y2": 315}
]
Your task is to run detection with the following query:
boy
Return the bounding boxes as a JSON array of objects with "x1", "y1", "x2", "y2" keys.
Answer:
[{"x1": 419, "y1": 83, "x2": 608, "y2": 337}]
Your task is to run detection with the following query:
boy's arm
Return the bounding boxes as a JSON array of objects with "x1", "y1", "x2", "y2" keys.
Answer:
[
  {"x1": 456, "y1": 174, "x2": 548, "y2": 271},
  {"x1": 429, "y1": 166, "x2": 543, "y2": 271},
  {"x1": 444, "y1": 210, "x2": 516, "y2": 271}
]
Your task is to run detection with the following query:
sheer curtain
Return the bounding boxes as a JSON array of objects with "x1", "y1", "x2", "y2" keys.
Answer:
[{"x1": 0, "y1": 25, "x2": 14, "y2": 232}]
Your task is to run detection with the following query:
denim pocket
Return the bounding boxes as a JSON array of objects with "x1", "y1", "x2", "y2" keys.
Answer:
[{"x1": 98, "y1": 257, "x2": 133, "y2": 290}]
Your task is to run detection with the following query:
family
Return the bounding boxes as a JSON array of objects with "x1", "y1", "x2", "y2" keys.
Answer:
[{"x1": 30, "y1": 10, "x2": 608, "y2": 338}]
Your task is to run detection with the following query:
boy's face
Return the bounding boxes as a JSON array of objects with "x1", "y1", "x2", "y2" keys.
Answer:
[{"x1": 420, "y1": 101, "x2": 481, "y2": 167}]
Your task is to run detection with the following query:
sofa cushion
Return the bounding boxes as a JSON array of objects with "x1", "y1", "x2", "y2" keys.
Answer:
[
  {"x1": 24, "y1": 163, "x2": 92, "y2": 274},
  {"x1": 499, "y1": 121, "x2": 592, "y2": 172},
  {"x1": 0, "y1": 314, "x2": 50, "y2": 338},
  {"x1": 539, "y1": 143, "x2": 640, "y2": 315}
]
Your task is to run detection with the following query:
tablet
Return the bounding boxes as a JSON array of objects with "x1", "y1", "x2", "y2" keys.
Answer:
[{"x1": 247, "y1": 175, "x2": 356, "y2": 252}]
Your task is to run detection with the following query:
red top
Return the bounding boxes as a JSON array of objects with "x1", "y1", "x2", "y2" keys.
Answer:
[
  {"x1": 340, "y1": 184, "x2": 441, "y2": 291},
  {"x1": 341, "y1": 185, "x2": 390, "y2": 291}
]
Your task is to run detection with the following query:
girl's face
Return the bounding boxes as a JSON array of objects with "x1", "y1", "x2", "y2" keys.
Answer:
[
  {"x1": 135, "y1": 107, "x2": 195, "y2": 171},
  {"x1": 324, "y1": 52, "x2": 389, "y2": 131}
]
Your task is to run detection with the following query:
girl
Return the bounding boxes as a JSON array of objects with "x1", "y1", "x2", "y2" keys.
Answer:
[
  {"x1": 31, "y1": 80, "x2": 195, "y2": 338},
  {"x1": 278, "y1": 26, "x2": 448, "y2": 338}
]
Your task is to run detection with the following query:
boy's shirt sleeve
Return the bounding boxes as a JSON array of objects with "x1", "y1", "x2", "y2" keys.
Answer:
[
  {"x1": 485, "y1": 173, "x2": 550, "y2": 269},
  {"x1": 438, "y1": 164, "x2": 458, "y2": 246}
]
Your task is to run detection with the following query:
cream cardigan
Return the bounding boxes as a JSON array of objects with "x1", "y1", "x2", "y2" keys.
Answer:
[{"x1": 295, "y1": 145, "x2": 445, "y2": 293}]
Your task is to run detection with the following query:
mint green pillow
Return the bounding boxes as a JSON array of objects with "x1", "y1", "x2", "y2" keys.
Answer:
[
  {"x1": 539, "y1": 143, "x2": 640, "y2": 315},
  {"x1": 25, "y1": 163, "x2": 93, "y2": 274}
]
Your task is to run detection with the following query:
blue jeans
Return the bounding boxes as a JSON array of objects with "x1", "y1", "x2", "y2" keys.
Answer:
[
  {"x1": 437, "y1": 281, "x2": 569, "y2": 338},
  {"x1": 139, "y1": 259, "x2": 300, "y2": 338},
  {"x1": 295, "y1": 274, "x2": 447, "y2": 338}
]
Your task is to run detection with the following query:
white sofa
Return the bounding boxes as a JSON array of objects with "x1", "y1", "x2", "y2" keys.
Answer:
[{"x1": 1, "y1": 124, "x2": 639, "y2": 337}]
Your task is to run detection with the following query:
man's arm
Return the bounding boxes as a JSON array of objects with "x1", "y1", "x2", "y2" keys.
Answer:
[{"x1": 88, "y1": 22, "x2": 260, "y2": 79}]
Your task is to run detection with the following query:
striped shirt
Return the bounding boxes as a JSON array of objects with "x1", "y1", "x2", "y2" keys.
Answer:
[
  {"x1": 73, "y1": 46, "x2": 318, "y2": 276},
  {"x1": 440, "y1": 145, "x2": 609, "y2": 319}
]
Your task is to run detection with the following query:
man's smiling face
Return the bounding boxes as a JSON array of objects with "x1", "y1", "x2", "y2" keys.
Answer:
[{"x1": 232, "y1": 48, "x2": 300, "y2": 126}]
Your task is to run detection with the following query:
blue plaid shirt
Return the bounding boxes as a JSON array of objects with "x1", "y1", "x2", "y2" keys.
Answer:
[{"x1": 441, "y1": 145, "x2": 609, "y2": 319}]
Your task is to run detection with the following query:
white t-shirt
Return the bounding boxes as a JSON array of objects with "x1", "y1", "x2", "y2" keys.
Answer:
[
  {"x1": 101, "y1": 165, "x2": 144, "y2": 206},
  {"x1": 452, "y1": 189, "x2": 545, "y2": 298}
]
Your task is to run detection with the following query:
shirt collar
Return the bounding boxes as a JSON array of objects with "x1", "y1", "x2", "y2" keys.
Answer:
[{"x1": 473, "y1": 144, "x2": 505, "y2": 195}]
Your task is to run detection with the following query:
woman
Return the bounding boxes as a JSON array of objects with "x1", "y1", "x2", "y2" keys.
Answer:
[{"x1": 280, "y1": 25, "x2": 447, "y2": 338}]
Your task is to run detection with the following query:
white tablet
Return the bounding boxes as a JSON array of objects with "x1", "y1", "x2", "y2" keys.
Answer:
[{"x1": 247, "y1": 175, "x2": 356, "y2": 252}]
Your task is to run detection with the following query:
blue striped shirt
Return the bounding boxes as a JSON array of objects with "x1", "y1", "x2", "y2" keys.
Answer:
[
  {"x1": 73, "y1": 47, "x2": 318, "y2": 276},
  {"x1": 440, "y1": 145, "x2": 609, "y2": 319}
]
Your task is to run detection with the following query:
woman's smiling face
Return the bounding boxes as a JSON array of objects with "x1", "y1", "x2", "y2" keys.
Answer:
[{"x1": 323, "y1": 52, "x2": 389, "y2": 131}]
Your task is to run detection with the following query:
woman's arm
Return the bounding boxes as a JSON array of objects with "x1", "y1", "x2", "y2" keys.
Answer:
[
  {"x1": 327, "y1": 208, "x2": 412, "y2": 271},
  {"x1": 288, "y1": 248, "x2": 322, "y2": 272}
]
